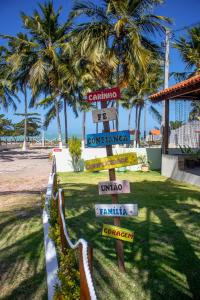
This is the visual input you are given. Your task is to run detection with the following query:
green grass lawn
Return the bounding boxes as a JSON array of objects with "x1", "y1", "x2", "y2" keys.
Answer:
[
  {"x1": 0, "y1": 193, "x2": 47, "y2": 300},
  {"x1": 58, "y1": 170, "x2": 200, "y2": 300}
]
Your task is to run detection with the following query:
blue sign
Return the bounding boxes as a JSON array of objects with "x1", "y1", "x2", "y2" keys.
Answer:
[{"x1": 87, "y1": 130, "x2": 130, "y2": 147}]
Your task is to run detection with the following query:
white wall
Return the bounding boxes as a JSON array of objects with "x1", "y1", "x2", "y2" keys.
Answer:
[
  {"x1": 0, "y1": 144, "x2": 20, "y2": 151},
  {"x1": 161, "y1": 154, "x2": 200, "y2": 187},
  {"x1": 54, "y1": 146, "x2": 161, "y2": 172}
]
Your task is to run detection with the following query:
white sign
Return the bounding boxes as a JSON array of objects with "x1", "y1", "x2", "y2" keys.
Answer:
[
  {"x1": 98, "y1": 180, "x2": 130, "y2": 195},
  {"x1": 95, "y1": 204, "x2": 138, "y2": 217},
  {"x1": 92, "y1": 107, "x2": 116, "y2": 123}
]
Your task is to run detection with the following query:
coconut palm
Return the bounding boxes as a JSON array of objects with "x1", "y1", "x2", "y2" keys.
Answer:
[
  {"x1": 0, "y1": 114, "x2": 14, "y2": 136},
  {"x1": 173, "y1": 25, "x2": 200, "y2": 124},
  {"x1": 2, "y1": 32, "x2": 43, "y2": 149},
  {"x1": 121, "y1": 60, "x2": 163, "y2": 146},
  {"x1": 23, "y1": 2, "x2": 74, "y2": 147},
  {"x1": 174, "y1": 25, "x2": 200, "y2": 74},
  {"x1": 0, "y1": 47, "x2": 19, "y2": 111},
  {"x1": 1, "y1": 2, "x2": 75, "y2": 148},
  {"x1": 70, "y1": 0, "x2": 170, "y2": 130}
]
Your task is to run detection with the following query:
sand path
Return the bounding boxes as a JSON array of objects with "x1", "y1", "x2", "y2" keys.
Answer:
[
  {"x1": 0, "y1": 148, "x2": 52, "y2": 194},
  {"x1": 0, "y1": 148, "x2": 51, "y2": 299}
]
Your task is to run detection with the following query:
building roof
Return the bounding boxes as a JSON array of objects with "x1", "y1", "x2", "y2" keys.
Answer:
[
  {"x1": 150, "y1": 129, "x2": 160, "y2": 135},
  {"x1": 149, "y1": 74, "x2": 200, "y2": 102}
]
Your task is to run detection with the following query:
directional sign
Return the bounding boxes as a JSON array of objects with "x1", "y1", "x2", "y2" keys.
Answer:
[
  {"x1": 87, "y1": 130, "x2": 130, "y2": 147},
  {"x1": 95, "y1": 204, "x2": 138, "y2": 217},
  {"x1": 85, "y1": 152, "x2": 138, "y2": 172},
  {"x1": 98, "y1": 180, "x2": 130, "y2": 195},
  {"x1": 53, "y1": 148, "x2": 62, "y2": 152},
  {"x1": 92, "y1": 107, "x2": 116, "y2": 123},
  {"x1": 87, "y1": 87, "x2": 120, "y2": 102},
  {"x1": 102, "y1": 224, "x2": 134, "y2": 243}
]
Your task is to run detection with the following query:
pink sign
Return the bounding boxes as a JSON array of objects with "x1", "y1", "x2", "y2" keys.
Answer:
[
  {"x1": 87, "y1": 87, "x2": 120, "y2": 102},
  {"x1": 53, "y1": 148, "x2": 62, "y2": 152}
]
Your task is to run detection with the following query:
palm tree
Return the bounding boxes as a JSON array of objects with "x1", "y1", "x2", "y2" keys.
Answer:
[
  {"x1": 173, "y1": 25, "x2": 200, "y2": 125},
  {"x1": 0, "y1": 47, "x2": 19, "y2": 111},
  {"x1": 121, "y1": 60, "x2": 164, "y2": 146},
  {"x1": 0, "y1": 114, "x2": 14, "y2": 136},
  {"x1": 174, "y1": 25, "x2": 200, "y2": 74},
  {"x1": 70, "y1": 0, "x2": 170, "y2": 130},
  {"x1": 2, "y1": 2, "x2": 75, "y2": 148},
  {"x1": 1, "y1": 33, "x2": 41, "y2": 150}
]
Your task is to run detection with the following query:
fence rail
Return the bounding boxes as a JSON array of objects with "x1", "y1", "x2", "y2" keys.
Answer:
[{"x1": 52, "y1": 170, "x2": 97, "y2": 300}]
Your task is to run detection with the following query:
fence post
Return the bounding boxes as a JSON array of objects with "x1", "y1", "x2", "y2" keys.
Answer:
[
  {"x1": 58, "y1": 190, "x2": 68, "y2": 252},
  {"x1": 60, "y1": 190, "x2": 65, "y2": 218},
  {"x1": 79, "y1": 244, "x2": 92, "y2": 300},
  {"x1": 52, "y1": 173, "x2": 57, "y2": 195},
  {"x1": 88, "y1": 245, "x2": 93, "y2": 279}
]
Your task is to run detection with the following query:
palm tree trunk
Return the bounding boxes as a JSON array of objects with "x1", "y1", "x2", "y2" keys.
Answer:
[
  {"x1": 137, "y1": 106, "x2": 142, "y2": 147},
  {"x1": 63, "y1": 99, "x2": 68, "y2": 146},
  {"x1": 128, "y1": 106, "x2": 133, "y2": 131},
  {"x1": 135, "y1": 105, "x2": 138, "y2": 147},
  {"x1": 22, "y1": 87, "x2": 28, "y2": 151},
  {"x1": 96, "y1": 122, "x2": 98, "y2": 134},
  {"x1": 116, "y1": 61, "x2": 120, "y2": 132},
  {"x1": 82, "y1": 110, "x2": 86, "y2": 145},
  {"x1": 144, "y1": 102, "x2": 147, "y2": 141},
  {"x1": 55, "y1": 98, "x2": 62, "y2": 148},
  {"x1": 116, "y1": 101, "x2": 119, "y2": 131}
]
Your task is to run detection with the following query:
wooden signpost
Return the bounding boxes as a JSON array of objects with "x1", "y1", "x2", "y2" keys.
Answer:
[
  {"x1": 95, "y1": 204, "x2": 138, "y2": 217},
  {"x1": 102, "y1": 224, "x2": 134, "y2": 243},
  {"x1": 86, "y1": 130, "x2": 130, "y2": 147},
  {"x1": 86, "y1": 87, "x2": 138, "y2": 272},
  {"x1": 85, "y1": 152, "x2": 138, "y2": 172},
  {"x1": 98, "y1": 180, "x2": 130, "y2": 195},
  {"x1": 92, "y1": 107, "x2": 116, "y2": 123},
  {"x1": 100, "y1": 99, "x2": 125, "y2": 272}
]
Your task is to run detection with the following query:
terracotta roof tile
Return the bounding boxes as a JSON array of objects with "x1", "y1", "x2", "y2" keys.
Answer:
[
  {"x1": 149, "y1": 74, "x2": 200, "y2": 102},
  {"x1": 150, "y1": 129, "x2": 160, "y2": 135}
]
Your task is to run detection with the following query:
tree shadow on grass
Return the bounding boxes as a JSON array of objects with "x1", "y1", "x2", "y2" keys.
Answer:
[
  {"x1": 61, "y1": 177, "x2": 200, "y2": 300},
  {"x1": 2, "y1": 270, "x2": 47, "y2": 300},
  {"x1": 0, "y1": 217, "x2": 47, "y2": 300}
]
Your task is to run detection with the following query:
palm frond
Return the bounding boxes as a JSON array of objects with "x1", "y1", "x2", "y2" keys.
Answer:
[{"x1": 149, "y1": 104, "x2": 162, "y2": 124}]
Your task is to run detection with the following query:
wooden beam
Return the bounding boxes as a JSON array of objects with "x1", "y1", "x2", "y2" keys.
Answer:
[
  {"x1": 151, "y1": 85, "x2": 200, "y2": 102},
  {"x1": 162, "y1": 99, "x2": 169, "y2": 154}
]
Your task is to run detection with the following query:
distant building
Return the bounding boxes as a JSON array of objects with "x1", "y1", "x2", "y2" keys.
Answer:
[{"x1": 169, "y1": 121, "x2": 200, "y2": 148}]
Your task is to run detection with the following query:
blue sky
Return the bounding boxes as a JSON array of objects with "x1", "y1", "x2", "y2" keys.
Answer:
[{"x1": 0, "y1": 0, "x2": 200, "y2": 139}]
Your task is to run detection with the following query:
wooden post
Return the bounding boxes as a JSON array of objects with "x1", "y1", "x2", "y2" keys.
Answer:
[
  {"x1": 60, "y1": 190, "x2": 65, "y2": 218},
  {"x1": 79, "y1": 244, "x2": 91, "y2": 300},
  {"x1": 162, "y1": 99, "x2": 169, "y2": 154},
  {"x1": 101, "y1": 101, "x2": 125, "y2": 272},
  {"x1": 87, "y1": 245, "x2": 93, "y2": 278},
  {"x1": 162, "y1": 28, "x2": 170, "y2": 155},
  {"x1": 58, "y1": 190, "x2": 68, "y2": 252},
  {"x1": 53, "y1": 173, "x2": 57, "y2": 195}
]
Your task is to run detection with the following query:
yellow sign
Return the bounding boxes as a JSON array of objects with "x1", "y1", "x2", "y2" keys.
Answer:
[
  {"x1": 85, "y1": 152, "x2": 138, "y2": 172},
  {"x1": 102, "y1": 224, "x2": 134, "y2": 243}
]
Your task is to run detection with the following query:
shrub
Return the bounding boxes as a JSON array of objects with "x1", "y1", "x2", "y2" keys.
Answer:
[
  {"x1": 54, "y1": 250, "x2": 80, "y2": 300},
  {"x1": 48, "y1": 180, "x2": 80, "y2": 299},
  {"x1": 68, "y1": 136, "x2": 83, "y2": 172}
]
